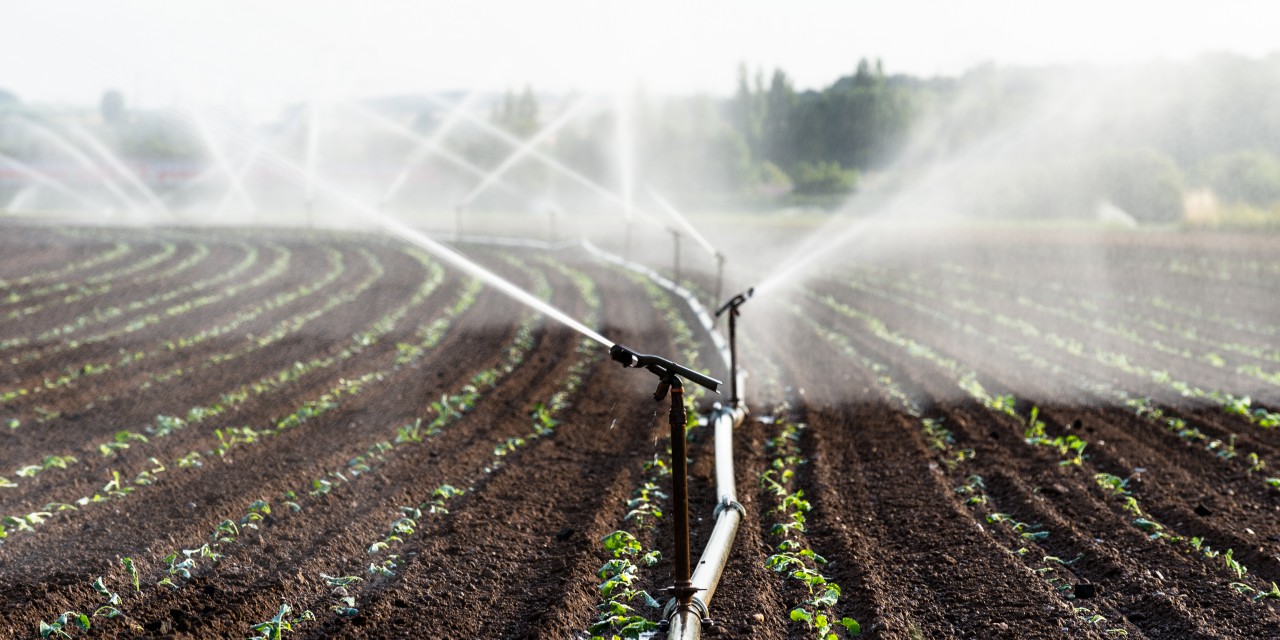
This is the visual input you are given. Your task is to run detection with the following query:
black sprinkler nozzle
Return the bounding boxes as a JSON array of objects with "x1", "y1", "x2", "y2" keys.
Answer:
[
  {"x1": 715, "y1": 287, "x2": 754, "y2": 318},
  {"x1": 610, "y1": 343, "x2": 722, "y2": 394}
]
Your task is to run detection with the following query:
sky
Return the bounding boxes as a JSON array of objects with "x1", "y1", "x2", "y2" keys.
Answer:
[{"x1": 2, "y1": 0, "x2": 1275, "y2": 114}]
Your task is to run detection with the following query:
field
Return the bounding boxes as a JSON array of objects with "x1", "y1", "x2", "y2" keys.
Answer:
[{"x1": 1, "y1": 222, "x2": 1279, "y2": 639}]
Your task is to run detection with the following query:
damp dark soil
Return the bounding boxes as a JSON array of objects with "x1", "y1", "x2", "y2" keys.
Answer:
[{"x1": 0, "y1": 223, "x2": 1277, "y2": 639}]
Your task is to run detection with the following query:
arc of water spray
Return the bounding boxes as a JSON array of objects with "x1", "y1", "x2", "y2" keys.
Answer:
[
  {"x1": 421, "y1": 93, "x2": 661, "y2": 228},
  {"x1": 0, "y1": 152, "x2": 107, "y2": 212},
  {"x1": 304, "y1": 100, "x2": 321, "y2": 215},
  {"x1": 213, "y1": 141, "x2": 267, "y2": 217},
  {"x1": 188, "y1": 110, "x2": 257, "y2": 213},
  {"x1": 458, "y1": 96, "x2": 592, "y2": 208},
  {"x1": 69, "y1": 125, "x2": 171, "y2": 217},
  {"x1": 616, "y1": 92, "x2": 635, "y2": 222},
  {"x1": 375, "y1": 93, "x2": 481, "y2": 204},
  {"x1": 175, "y1": 110, "x2": 614, "y2": 349},
  {"x1": 347, "y1": 102, "x2": 528, "y2": 200},
  {"x1": 754, "y1": 87, "x2": 1086, "y2": 297},
  {"x1": 646, "y1": 187, "x2": 717, "y2": 257},
  {"x1": 19, "y1": 119, "x2": 146, "y2": 218}
]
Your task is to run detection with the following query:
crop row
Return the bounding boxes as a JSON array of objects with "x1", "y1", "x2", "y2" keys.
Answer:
[
  {"x1": 758, "y1": 412, "x2": 861, "y2": 639},
  {"x1": 3, "y1": 242, "x2": 179, "y2": 321},
  {"x1": 44, "y1": 258, "x2": 590, "y2": 638},
  {"x1": 842, "y1": 272, "x2": 1280, "y2": 493},
  {"x1": 1, "y1": 255, "x2": 463, "y2": 541},
  {"x1": 2, "y1": 240, "x2": 236, "y2": 350},
  {"x1": 0, "y1": 240, "x2": 130, "y2": 291},
  {"x1": 2, "y1": 253, "x2": 447, "y2": 497},
  {"x1": 809, "y1": 278, "x2": 1280, "y2": 607}
]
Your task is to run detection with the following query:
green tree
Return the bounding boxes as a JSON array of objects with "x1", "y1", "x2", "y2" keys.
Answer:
[
  {"x1": 1202, "y1": 149, "x2": 1280, "y2": 207},
  {"x1": 1095, "y1": 149, "x2": 1186, "y2": 223}
]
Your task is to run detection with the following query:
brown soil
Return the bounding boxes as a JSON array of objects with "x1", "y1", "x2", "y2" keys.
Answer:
[{"x1": 0, "y1": 223, "x2": 1278, "y2": 639}]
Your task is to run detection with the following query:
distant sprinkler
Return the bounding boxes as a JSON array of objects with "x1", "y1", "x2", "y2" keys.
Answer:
[
  {"x1": 714, "y1": 288, "x2": 754, "y2": 408},
  {"x1": 623, "y1": 218, "x2": 634, "y2": 262},
  {"x1": 668, "y1": 227, "x2": 682, "y2": 286},
  {"x1": 713, "y1": 252, "x2": 726, "y2": 309},
  {"x1": 609, "y1": 342, "x2": 721, "y2": 612},
  {"x1": 454, "y1": 203, "x2": 465, "y2": 240}
]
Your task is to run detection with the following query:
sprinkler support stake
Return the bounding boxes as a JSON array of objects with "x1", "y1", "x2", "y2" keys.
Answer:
[
  {"x1": 669, "y1": 228, "x2": 682, "y2": 286},
  {"x1": 713, "y1": 252, "x2": 725, "y2": 311},
  {"x1": 714, "y1": 288, "x2": 754, "y2": 408},
  {"x1": 609, "y1": 343, "x2": 723, "y2": 619},
  {"x1": 660, "y1": 375, "x2": 698, "y2": 608}
]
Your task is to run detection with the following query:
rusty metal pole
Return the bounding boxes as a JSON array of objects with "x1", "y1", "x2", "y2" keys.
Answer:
[
  {"x1": 665, "y1": 376, "x2": 695, "y2": 607},
  {"x1": 728, "y1": 306, "x2": 739, "y2": 408}
]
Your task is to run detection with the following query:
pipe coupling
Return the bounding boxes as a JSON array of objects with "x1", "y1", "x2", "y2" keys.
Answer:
[{"x1": 713, "y1": 497, "x2": 745, "y2": 519}]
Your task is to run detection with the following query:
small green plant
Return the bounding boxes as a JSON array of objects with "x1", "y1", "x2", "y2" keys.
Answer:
[
  {"x1": 120, "y1": 557, "x2": 139, "y2": 592},
  {"x1": 39, "y1": 612, "x2": 90, "y2": 639},
  {"x1": 249, "y1": 603, "x2": 314, "y2": 640},
  {"x1": 530, "y1": 402, "x2": 558, "y2": 436}
]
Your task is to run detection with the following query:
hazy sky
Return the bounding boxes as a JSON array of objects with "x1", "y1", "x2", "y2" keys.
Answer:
[{"x1": 2, "y1": 0, "x2": 1274, "y2": 112}]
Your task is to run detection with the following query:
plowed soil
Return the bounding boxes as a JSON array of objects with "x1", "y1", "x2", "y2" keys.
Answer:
[{"x1": 1, "y1": 223, "x2": 1278, "y2": 640}]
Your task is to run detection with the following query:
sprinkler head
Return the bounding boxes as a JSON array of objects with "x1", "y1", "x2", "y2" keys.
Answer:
[
  {"x1": 610, "y1": 344, "x2": 721, "y2": 394},
  {"x1": 715, "y1": 287, "x2": 754, "y2": 318}
]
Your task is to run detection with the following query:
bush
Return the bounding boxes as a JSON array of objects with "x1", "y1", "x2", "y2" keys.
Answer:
[
  {"x1": 1202, "y1": 149, "x2": 1280, "y2": 207},
  {"x1": 1093, "y1": 149, "x2": 1186, "y2": 224},
  {"x1": 790, "y1": 161, "x2": 858, "y2": 196}
]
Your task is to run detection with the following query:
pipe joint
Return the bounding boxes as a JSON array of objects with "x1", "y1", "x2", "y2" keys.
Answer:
[
  {"x1": 661, "y1": 592, "x2": 711, "y2": 627},
  {"x1": 713, "y1": 497, "x2": 745, "y2": 519}
]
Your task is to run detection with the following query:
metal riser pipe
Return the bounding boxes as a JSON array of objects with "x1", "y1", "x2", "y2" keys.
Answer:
[{"x1": 464, "y1": 236, "x2": 747, "y2": 640}]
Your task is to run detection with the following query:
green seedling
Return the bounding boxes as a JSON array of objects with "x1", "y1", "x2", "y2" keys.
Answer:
[
  {"x1": 177, "y1": 451, "x2": 202, "y2": 468},
  {"x1": 921, "y1": 417, "x2": 953, "y2": 451},
  {"x1": 1248, "y1": 452, "x2": 1266, "y2": 474},
  {"x1": 39, "y1": 611, "x2": 90, "y2": 639},
  {"x1": 394, "y1": 418, "x2": 424, "y2": 444},
  {"x1": 1256, "y1": 409, "x2": 1280, "y2": 429},
  {"x1": 368, "y1": 556, "x2": 400, "y2": 577},
  {"x1": 99, "y1": 431, "x2": 147, "y2": 457},
  {"x1": 1224, "y1": 549, "x2": 1248, "y2": 579},
  {"x1": 530, "y1": 402, "x2": 558, "y2": 436},
  {"x1": 152, "y1": 414, "x2": 186, "y2": 437},
  {"x1": 249, "y1": 603, "x2": 314, "y2": 640},
  {"x1": 1222, "y1": 394, "x2": 1252, "y2": 417},
  {"x1": 320, "y1": 574, "x2": 363, "y2": 588},
  {"x1": 120, "y1": 557, "x2": 139, "y2": 592},
  {"x1": 602, "y1": 530, "x2": 642, "y2": 558},
  {"x1": 330, "y1": 596, "x2": 358, "y2": 617}
]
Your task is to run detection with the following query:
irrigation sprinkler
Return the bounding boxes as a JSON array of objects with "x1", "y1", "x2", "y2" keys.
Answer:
[
  {"x1": 609, "y1": 344, "x2": 721, "y2": 615},
  {"x1": 669, "y1": 228, "x2": 682, "y2": 286},
  {"x1": 714, "y1": 288, "x2": 754, "y2": 408},
  {"x1": 624, "y1": 219, "x2": 634, "y2": 261},
  {"x1": 454, "y1": 203, "x2": 465, "y2": 240},
  {"x1": 713, "y1": 253, "x2": 726, "y2": 311}
]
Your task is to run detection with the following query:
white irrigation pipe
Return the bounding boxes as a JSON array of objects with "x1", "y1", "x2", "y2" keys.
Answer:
[
  {"x1": 580, "y1": 239, "x2": 747, "y2": 639},
  {"x1": 425, "y1": 231, "x2": 747, "y2": 638},
  {"x1": 424, "y1": 232, "x2": 747, "y2": 637}
]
